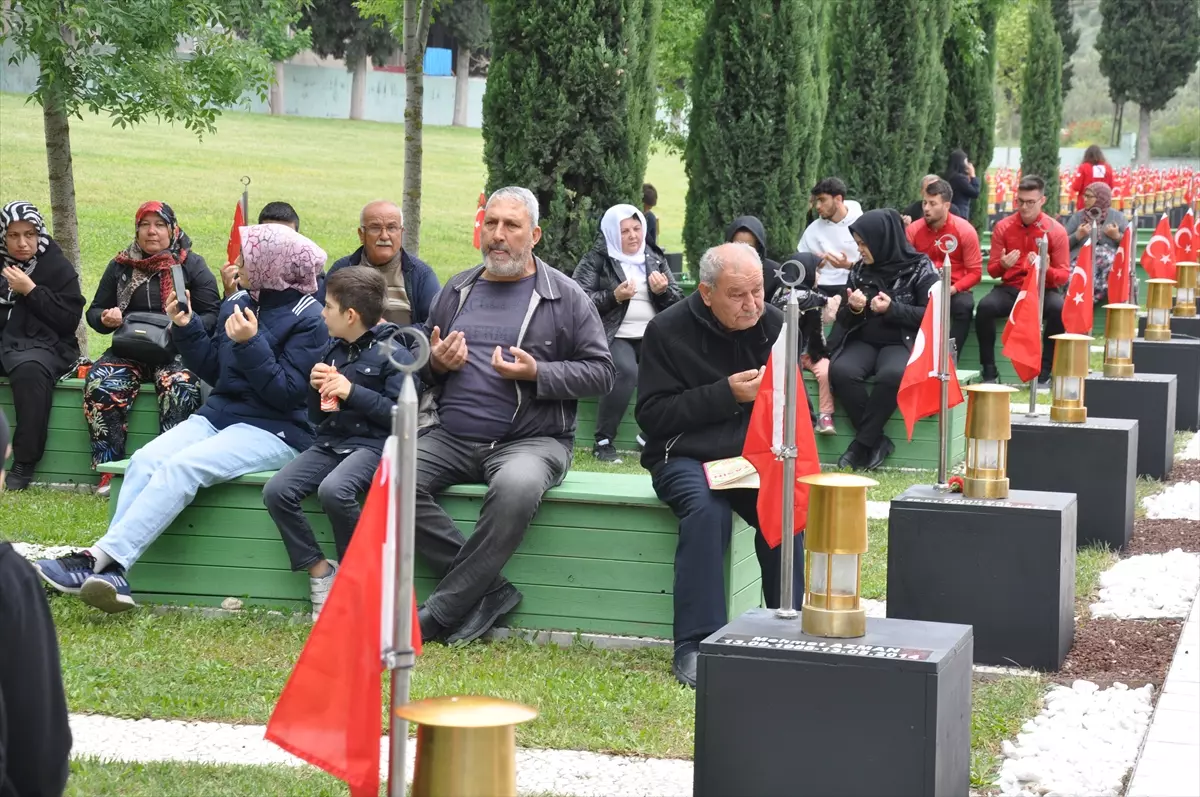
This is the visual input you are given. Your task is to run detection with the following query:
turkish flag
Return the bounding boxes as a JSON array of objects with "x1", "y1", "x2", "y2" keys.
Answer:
[
  {"x1": 1062, "y1": 239, "x2": 1095, "y2": 334},
  {"x1": 1141, "y1": 213, "x2": 1176, "y2": 280},
  {"x1": 473, "y1": 191, "x2": 486, "y2": 250},
  {"x1": 1108, "y1": 225, "x2": 1134, "y2": 305},
  {"x1": 266, "y1": 437, "x2": 422, "y2": 797},
  {"x1": 742, "y1": 319, "x2": 821, "y2": 549},
  {"x1": 1001, "y1": 265, "x2": 1043, "y2": 384},
  {"x1": 1175, "y1": 208, "x2": 1196, "y2": 262},
  {"x1": 226, "y1": 201, "x2": 246, "y2": 264},
  {"x1": 897, "y1": 279, "x2": 964, "y2": 441}
]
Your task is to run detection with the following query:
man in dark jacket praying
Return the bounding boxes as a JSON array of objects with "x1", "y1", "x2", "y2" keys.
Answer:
[
  {"x1": 637, "y1": 242, "x2": 804, "y2": 688},
  {"x1": 413, "y1": 187, "x2": 615, "y2": 646}
]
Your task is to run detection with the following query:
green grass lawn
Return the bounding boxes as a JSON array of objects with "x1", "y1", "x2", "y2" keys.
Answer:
[
  {"x1": 67, "y1": 759, "x2": 349, "y2": 797},
  {"x1": 0, "y1": 92, "x2": 688, "y2": 360}
]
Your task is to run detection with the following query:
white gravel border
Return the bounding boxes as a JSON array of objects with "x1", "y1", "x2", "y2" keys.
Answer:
[
  {"x1": 1142, "y1": 481, "x2": 1200, "y2": 520},
  {"x1": 1180, "y1": 432, "x2": 1199, "y2": 461},
  {"x1": 1090, "y1": 551, "x2": 1200, "y2": 620}
]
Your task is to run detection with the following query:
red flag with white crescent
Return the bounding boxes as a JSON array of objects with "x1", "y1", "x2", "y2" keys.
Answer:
[
  {"x1": 1002, "y1": 264, "x2": 1043, "y2": 384},
  {"x1": 473, "y1": 191, "x2": 486, "y2": 250},
  {"x1": 1062, "y1": 239, "x2": 1094, "y2": 334},
  {"x1": 1108, "y1": 225, "x2": 1133, "y2": 305},
  {"x1": 1141, "y1": 213, "x2": 1176, "y2": 280},
  {"x1": 1175, "y1": 208, "x2": 1196, "y2": 262},
  {"x1": 897, "y1": 278, "x2": 964, "y2": 441}
]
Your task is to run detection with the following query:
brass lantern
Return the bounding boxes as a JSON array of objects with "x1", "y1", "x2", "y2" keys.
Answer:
[
  {"x1": 1175, "y1": 262, "x2": 1198, "y2": 318},
  {"x1": 798, "y1": 472, "x2": 877, "y2": 639},
  {"x1": 1144, "y1": 279, "x2": 1176, "y2": 341},
  {"x1": 395, "y1": 695, "x2": 538, "y2": 797},
  {"x1": 1102, "y1": 303, "x2": 1138, "y2": 378},
  {"x1": 1049, "y1": 333, "x2": 1092, "y2": 423},
  {"x1": 963, "y1": 384, "x2": 1018, "y2": 500}
]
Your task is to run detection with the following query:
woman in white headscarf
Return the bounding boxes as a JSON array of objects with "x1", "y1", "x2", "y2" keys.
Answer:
[
  {"x1": 0, "y1": 200, "x2": 85, "y2": 490},
  {"x1": 573, "y1": 203, "x2": 683, "y2": 463}
]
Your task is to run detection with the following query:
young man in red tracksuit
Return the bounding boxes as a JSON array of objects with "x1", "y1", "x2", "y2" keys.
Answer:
[
  {"x1": 906, "y1": 178, "x2": 982, "y2": 361},
  {"x1": 973, "y1": 175, "x2": 1070, "y2": 385}
]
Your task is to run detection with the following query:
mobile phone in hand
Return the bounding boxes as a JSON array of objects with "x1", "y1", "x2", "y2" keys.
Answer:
[{"x1": 170, "y1": 264, "x2": 188, "y2": 315}]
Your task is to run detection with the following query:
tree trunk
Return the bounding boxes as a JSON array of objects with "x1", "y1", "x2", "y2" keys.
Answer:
[
  {"x1": 402, "y1": 0, "x2": 434, "y2": 256},
  {"x1": 42, "y1": 89, "x2": 87, "y2": 353},
  {"x1": 1137, "y1": 104, "x2": 1151, "y2": 165},
  {"x1": 350, "y1": 57, "x2": 368, "y2": 121},
  {"x1": 452, "y1": 42, "x2": 470, "y2": 127},
  {"x1": 269, "y1": 62, "x2": 286, "y2": 115}
]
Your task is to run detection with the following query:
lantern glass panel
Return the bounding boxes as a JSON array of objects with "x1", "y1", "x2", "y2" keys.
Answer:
[
  {"x1": 1150, "y1": 308, "x2": 1170, "y2": 325},
  {"x1": 968, "y1": 438, "x2": 1002, "y2": 470},
  {"x1": 829, "y1": 554, "x2": 859, "y2": 597},
  {"x1": 1179, "y1": 287, "x2": 1195, "y2": 303},
  {"x1": 1055, "y1": 376, "x2": 1082, "y2": 401},
  {"x1": 809, "y1": 552, "x2": 828, "y2": 595},
  {"x1": 1106, "y1": 338, "x2": 1131, "y2": 359}
]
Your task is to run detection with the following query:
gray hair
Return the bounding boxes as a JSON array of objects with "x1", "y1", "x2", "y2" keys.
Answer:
[
  {"x1": 486, "y1": 186, "x2": 540, "y2": 228},
  {"x1": 699, "y1": 242, "x2": 762, "y2": 287},
  {"x1": 360, "y1": 200, "x2": 403, "y2": 227}
]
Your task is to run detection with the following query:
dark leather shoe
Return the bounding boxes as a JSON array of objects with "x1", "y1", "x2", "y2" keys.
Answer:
[
  {"x1": 5, "y1": 461, "x2": 35, "y2": 491},
  {"x1": 445, "y1": 583, "x2": 523, "y2": 645},
  {"x1": 672, "y1": 641, "x2": 699, "y2": 688},
  {"x1": 864, "y1": 436, "x2": 895, "y2": 471},
  {"x1": 417, "y1": 605, "x2": 445, "y2": 643},
  {"x1": 836, "y1": 442, "x2": 866, "y2": 470},
  {"x1": 981, "y1": 366, "x2": 1000, "y2": 384}
]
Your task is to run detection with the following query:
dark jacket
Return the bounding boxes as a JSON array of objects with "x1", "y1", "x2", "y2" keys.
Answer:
[
  {"x1": 309, "y1": 322, "x2": 416, "y2": 453},
  {"x1": 86, "y1": 253, "x2": 221, "y2": 336},
  {"x1": 827, "y1": 257, "x2": 939, "y2": 360},
  {"x1": 419, "y1": 257, "x2": 615, "y2": 447},
  {"x1": 172, "y1": 288, "x2": 329, "y2": 450},
  {"x1": 637, "y1": 292, "x2": 784, "y2": 471},
  {"x1": 320, "y1": 247, "x2": 440, "y2": 327},
  {"x1": 0, "y1": 240, "x2": 83, "y2": 376},
  {"x1": 572, "y1": 239, "x2": 684, "y2": 343},
  {"x1": 947, "y1": 173, "x2": 981, "y2": 218},
  {"x1": 0, "y1": 542, "x2": 72, "y2": 797}
]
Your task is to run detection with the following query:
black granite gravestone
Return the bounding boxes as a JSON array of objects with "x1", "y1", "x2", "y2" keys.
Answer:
[
  {"x1": 1132, "y1": 338, "x2": 1200, "y2": 431},
  {"x1": 888, "y1": 486, "x2": 1077, "y2": 671},
  {"x1": 1139, "y1": 313, "x2": 1200, "y2": 341},
  {"x1": 1008, "y1": 415, "x2": 1137, "y2": 550},
  {"x1": 1085, "y1": 373, "x2": 1177, "y2": 479},
  {"x1": 695, "y1": 608, "x2": 973, "y2": 797}
]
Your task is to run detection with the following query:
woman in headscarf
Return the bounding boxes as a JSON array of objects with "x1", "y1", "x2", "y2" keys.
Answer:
[
  {"x1": 827, "y1": 208, "x2": 940, "y2": 471},
  {"x1": 83, "y1": 202, "x2": 221, "y2": 494},
  {"x1": 945, "y1": 149, "x2": 981, "y2": 219},
  {"x1": 0, "y1": 201, "x2": 86, "y2": 491},
  {"x1": 35, "y1": 224, "x2": 329, "y2": 615},
  {"x1": 573, "y1": 203, "x2": 683, "y2": 463},
  {"x1": 1064, "y1": 182, "x2": 1129, "y2": 304}
]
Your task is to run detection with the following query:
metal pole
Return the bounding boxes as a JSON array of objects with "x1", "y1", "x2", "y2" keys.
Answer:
[
  {"x1": 776, "y1": 287, "x2": 800, "y2": 619},
  {"x1": 935, "y1": 238, "x2": 956, "y2": 487},
  {"x1": 1027, "y1": 236, "x2": 1049, "y2": 417},
  {"x1": 240, "y1": 175, "x2": 251, "y2": 223},
  {"x1": 385, "y1": 331, "x2": 428, "y2": 797},
  {"x1": 1128, "y1": 196, "x2": 1138, "y2": 307},
  {"x1": 1088, "y1": 211, "x2": 1100, "y2": 336}
]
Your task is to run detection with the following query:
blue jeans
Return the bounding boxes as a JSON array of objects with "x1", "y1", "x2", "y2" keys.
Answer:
[
  {"x1": 96, "y1": 415, "x2": 296, "y2": 569},
  {"x1": 650, "y1": 456, "x2": 805, "y2": 644}
]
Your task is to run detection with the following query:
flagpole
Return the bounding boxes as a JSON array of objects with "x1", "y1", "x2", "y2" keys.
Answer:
[
  {"x1": 1027, "y1": 236, "x2": 1049, "y2": 417},
  {"x1": 1087, "y1": 207, "x2": 1101, "y2": 336},
  {"x1": 776, "y1": 262, "x2": 802, "y2": 619},
  {"x1": 935, "y1": 237, "x2": 957, "y2": 487},
  {"x1": 240, "y1": 175, "x2": 251, "y2": 225},
  {"x1": 384, "y1": 330, "x2": 429, "y2": 797}
]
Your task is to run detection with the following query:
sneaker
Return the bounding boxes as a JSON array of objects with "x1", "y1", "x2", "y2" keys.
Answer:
[
  {"x1": 636, "y1": 434, "x2": 646, "y2": 452},
  {"x1": 34, "y1": 550, "x2": 97, "y2": 595},
  {"x1": 96, "y1": 472, "x2": 113, "y2": 497},
  {"x1": 592, "y1": 441, "x2": 623, "y2": 464},
  {"x1": 5, "y1": 461, "x2": 35, "y2": 491},
  {"x1": 815, "y1": 414, "x2": 836, "y2": 435},
  {"x1": 79, "y1": 566, "x2": 136, "y2": 614},
  {"x1": 310, "y1": 561, "x2": 338, "y2": 620}
]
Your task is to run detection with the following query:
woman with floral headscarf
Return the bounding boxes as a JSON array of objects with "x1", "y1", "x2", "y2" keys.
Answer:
[
  {"x1": 0, "y1": 200, "x2": 86, "y2": 491},
  {"x1": 1064, "y1": 182, "x2": 1129, "y2": 304},
  {"x1": 83, "y1": 202, "x2": 221, "y2": 494}
]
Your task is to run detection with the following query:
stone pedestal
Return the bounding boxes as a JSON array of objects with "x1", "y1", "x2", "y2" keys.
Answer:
[
  {"x1": 888, "y1": 486, "x2": 1077, "y2": 671},
  {"x1": 1084, "y1": 373, "x2": 1177, "y2": 479},
  {"x1": 1008, "y1": 415, "x2": 1138, "y2": 550},
  {"x1": 695, "y1": 608, "x2": 973, "y2": 797},
  {"x1": 1139, "y1": 313, "x2": 1200, "y2": 341},
  {"x1": 1132, "y1": 338, "x2": 1200, "y2": 431}
]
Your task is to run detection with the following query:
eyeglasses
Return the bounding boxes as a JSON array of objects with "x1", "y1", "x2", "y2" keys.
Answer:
[
  {"x1": 1016, "y1": 198, "x2": 1042, "y2": 208},
  {"x1": 363, "y1": 224, "x2": 402, "y2": 236}
]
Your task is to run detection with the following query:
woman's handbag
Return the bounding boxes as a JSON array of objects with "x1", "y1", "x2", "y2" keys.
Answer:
[{"x1": 111, "y1": 311, "x2": 177, "y2": 366}]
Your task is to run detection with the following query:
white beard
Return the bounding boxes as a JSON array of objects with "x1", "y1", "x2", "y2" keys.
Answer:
[{"x1": 483, "y1": 247, "x2": 531, "y2": 278}]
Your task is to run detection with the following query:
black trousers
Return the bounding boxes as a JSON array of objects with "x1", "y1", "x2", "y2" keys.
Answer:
[
  {"x1": 263, "y1": 446, "x2": 381, "y2": 570},
  {"x1": 595, "y1": 337, "x2": 640, "y2": 444},
  {"x1": 828, "y1": 340, "x2": 909, "y2": 449},
  {"x1": 0, "y1": 360, "x2": 54, "y2": 466},
  {"x1": 975, "y1": 285, "x2": 1065, "y2": 377},
  {"x1": 949, "y1": 290, "x2": 975, "y2": 363}
]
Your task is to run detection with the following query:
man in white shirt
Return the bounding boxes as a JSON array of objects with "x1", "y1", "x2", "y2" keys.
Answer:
[{"x1": 796, "y1": 177, "x2": 864, "y2": 297}]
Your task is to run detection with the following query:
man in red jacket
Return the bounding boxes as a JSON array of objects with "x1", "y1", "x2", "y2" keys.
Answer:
[
  {"x1": 975, "y1": 175, "x2": 1070, "y2": 384},
  {"x1": 906, "y1": 179, "x2": 982, "y2": 361}
]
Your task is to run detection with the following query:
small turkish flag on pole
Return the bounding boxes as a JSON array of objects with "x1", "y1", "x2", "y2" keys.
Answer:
[
  {"x1": 1175, "y1": 208, "x2": 1196, "y2": 262},
  {"x1": 1108, "y1": 225, "x2": 1133, "y2": 305},
  {"x1": 1062, "y1": 239, "x2": 1094, "y2": 334},
  {"x1": 1002, "y1": 264, "x2": 1044, "y2": 385},
  {"x1": 897, "y1": 279, "x2": 964, "y2": 441},
  {"x1": 1141, "y1": 213, "x2": 1176, "y2": 280},
  {"x1": 226, "y1": 201, "x2": 246, "y2": 264},
  {"x1": 473, "y1": 191, "x2": 486, "y2": 250}
]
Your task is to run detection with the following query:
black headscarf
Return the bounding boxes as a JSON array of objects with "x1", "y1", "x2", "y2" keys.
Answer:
[
  {"x1": 947, "y1": 149, "x2": 969, "y2": 177},
  {"x1": 848, "y1": 208, "x2": 927, "y2": 284}
]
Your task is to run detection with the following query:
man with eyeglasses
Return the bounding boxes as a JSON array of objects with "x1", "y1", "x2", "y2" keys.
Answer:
[
  {"x1": 321, "y1": 200, "x2": 440, "y2": 326},
  {"x1": 974, "y1": 175, "x2": 1070, "y2": 385}
]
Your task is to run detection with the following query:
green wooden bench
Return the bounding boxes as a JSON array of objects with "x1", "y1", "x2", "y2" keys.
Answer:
[
  {"x1": 94, "y1": 463, "x2": 764, "y2": 639},
  {"x1": 0, "y1": 377, "x2": 158, "y2": 485}
]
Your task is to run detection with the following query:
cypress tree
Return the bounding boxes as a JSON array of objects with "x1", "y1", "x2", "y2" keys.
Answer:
[
  {"x1": 821, "y1": 0, "x2": 953, "y2": 212},
  {"x1": 933, "y1": 0, "x2": 1001, "y2": 232},
  {"x1": 682, "y1": 0, "x2": 829, "y2": 271},
  {"x1": 1019, "y1": 0, "x2": 1063, "y2": 215},
  {"x1": 1050, "y1": 0, "x2": 1079, "y2": 99},
  {"x1": 482, "y1": 0, "x2": 661, "y2": 270}
]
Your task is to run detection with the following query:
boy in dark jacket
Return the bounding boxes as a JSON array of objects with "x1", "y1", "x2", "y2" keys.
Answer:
[{"x1": 263, "y1": 266, "x2": 415, "y2": 617}]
